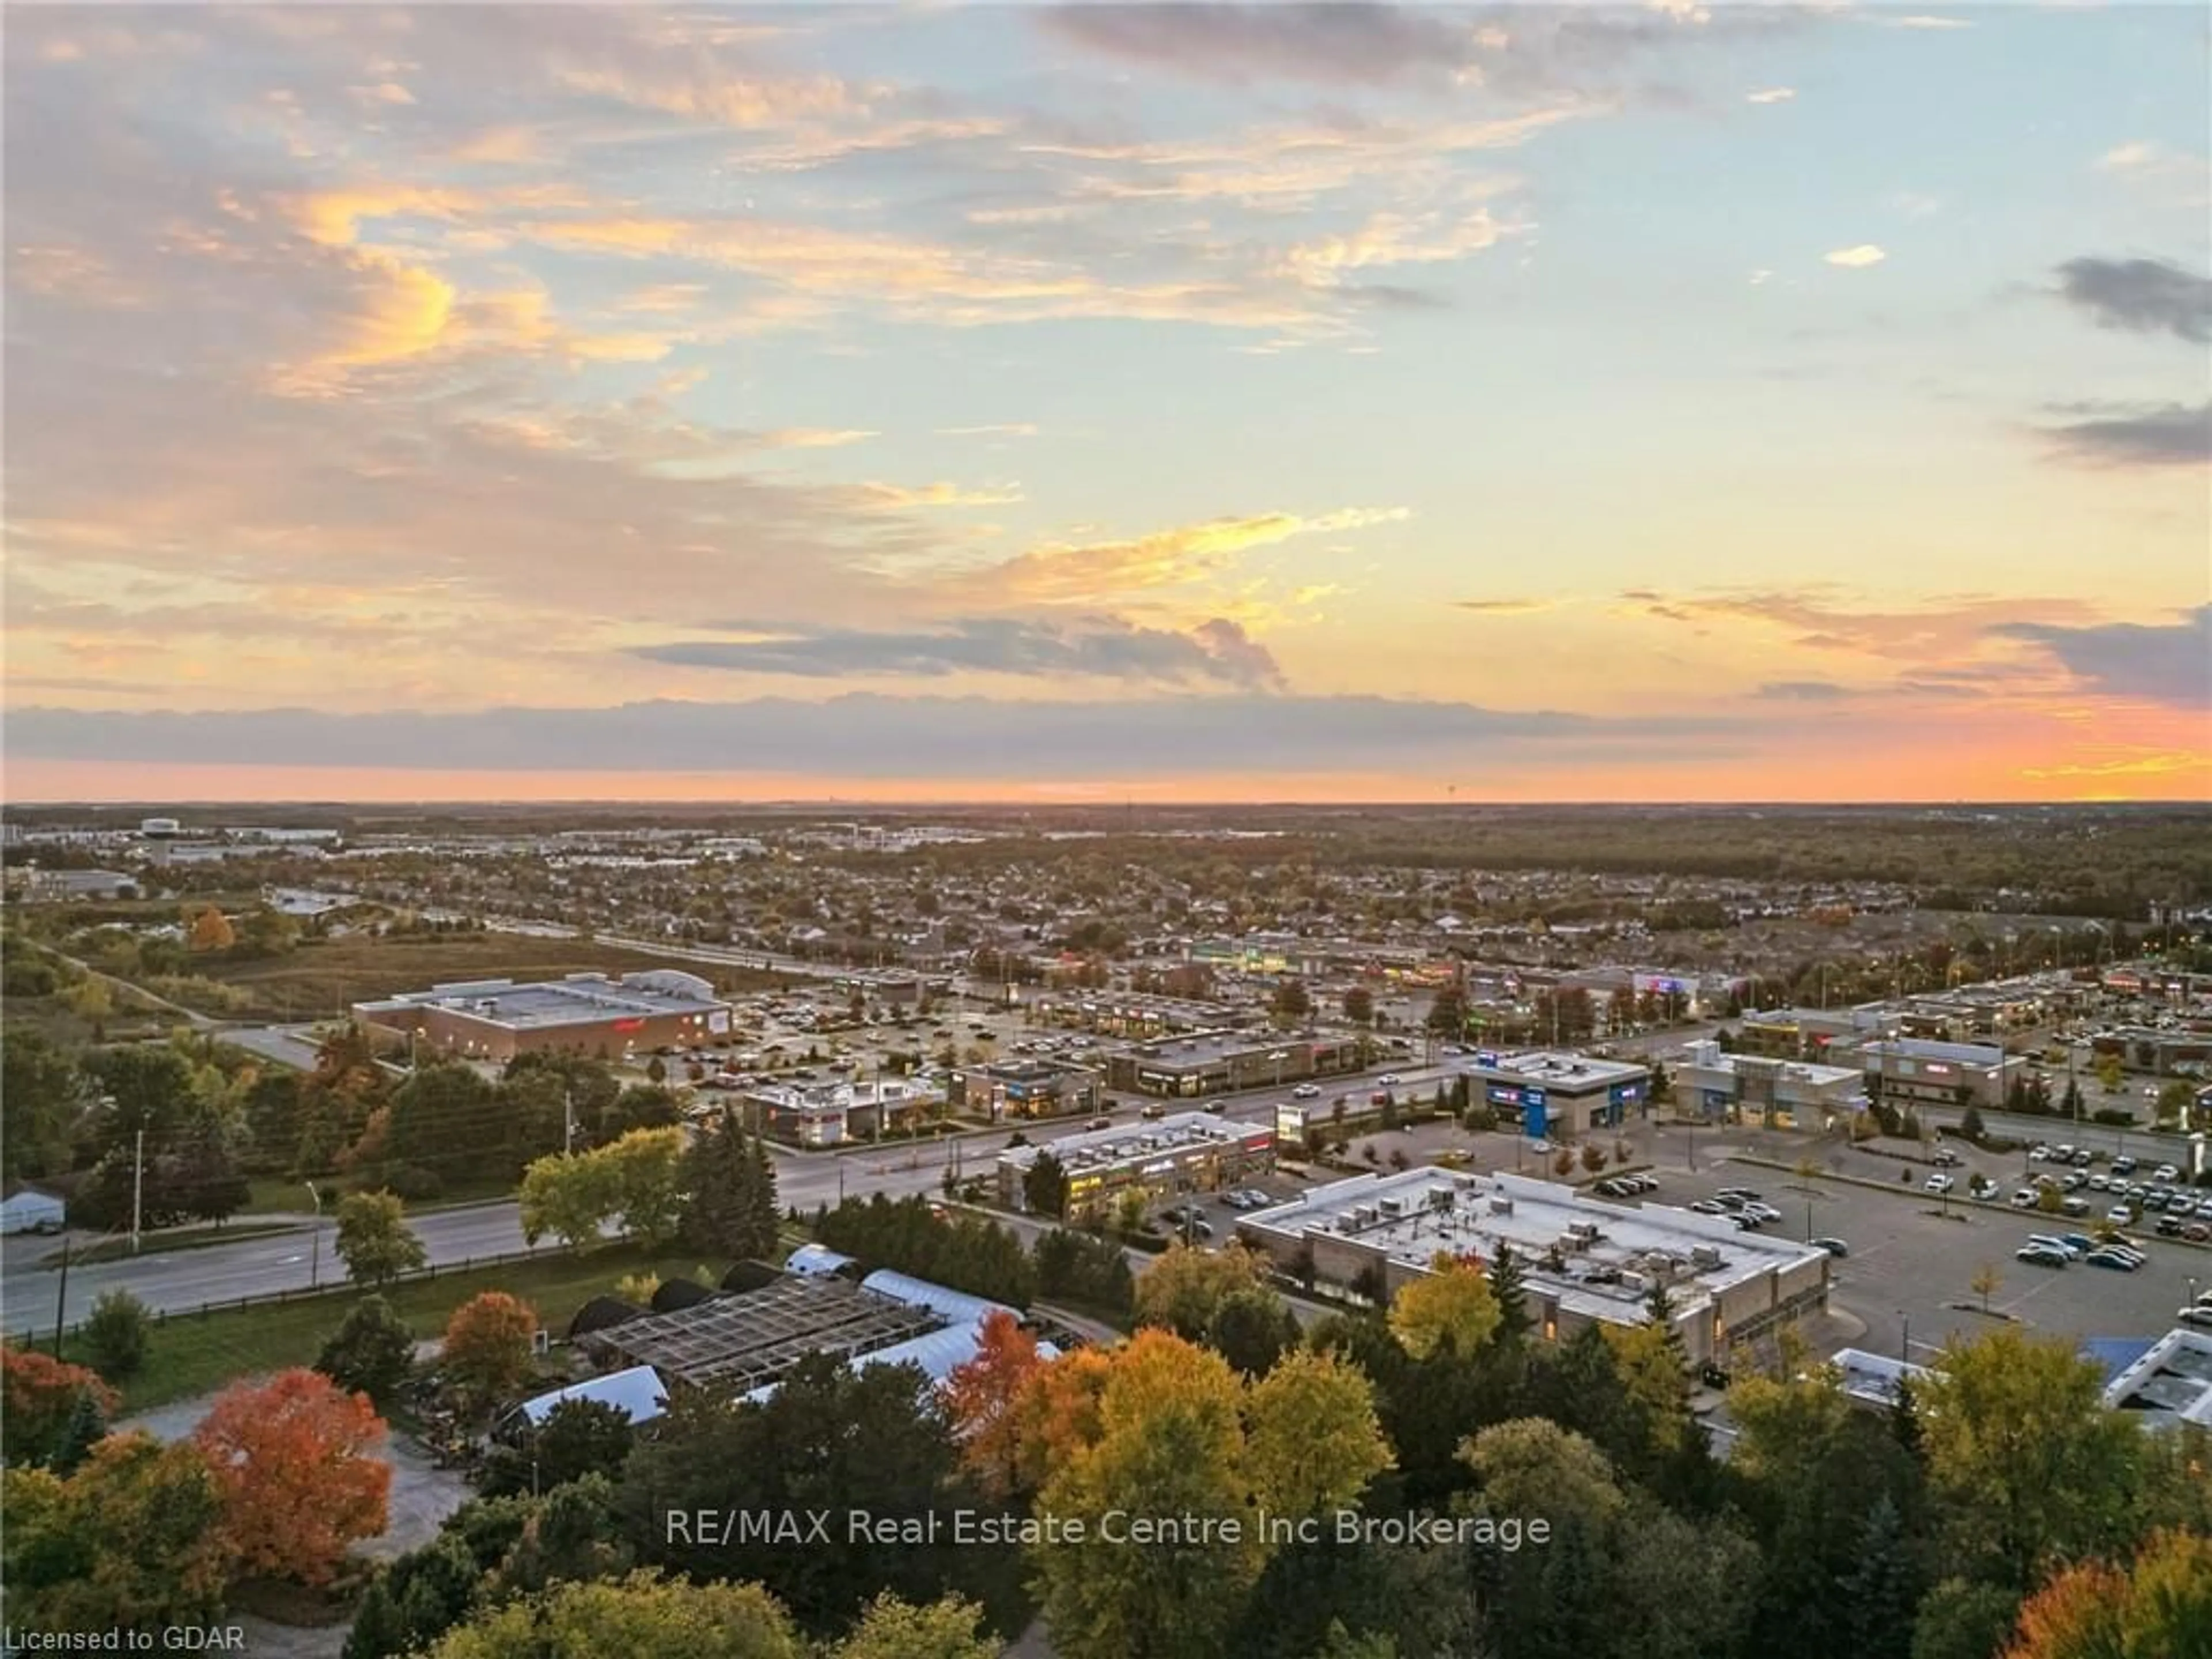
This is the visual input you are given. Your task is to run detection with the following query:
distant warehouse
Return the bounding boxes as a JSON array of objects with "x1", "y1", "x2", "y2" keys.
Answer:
[{"x1": 353, "y1": 970, "x2": 732, "y2": 1063}]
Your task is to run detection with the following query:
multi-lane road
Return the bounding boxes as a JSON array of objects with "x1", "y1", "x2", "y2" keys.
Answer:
[{"x1": 1, "y1": 1060, "x2": 1468, "y2": 1334}]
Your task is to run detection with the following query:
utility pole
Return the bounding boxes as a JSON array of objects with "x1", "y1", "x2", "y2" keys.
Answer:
[
  {"x1": 564, "y1": 1084, "x2": 576, "y2": 1154},
  {"x1": 130, "y1": 1128, "x2": 145, "y2": 1256},
  {"x1": 54, "y1": 1238, "x2": 71, "y2": 1362},
  {"x1": 306, "y1": 1181, "x2": 323, "y2": 1289}
]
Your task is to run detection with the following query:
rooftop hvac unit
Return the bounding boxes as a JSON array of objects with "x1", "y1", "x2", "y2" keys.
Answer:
[
  {"x1": 1354, "y1": 1205, "x2": 1380, "y2": 1228},
  {"x1": 1619, "y1": 1271, "x2": 1648, "y2": 1296},
  {"x1": 1488, "y1": 1196, "x2": 1514, "y2": 1215},
  {"x1": 1566, "y1": 1221, "x2": 1600, "y2": 1242},
  {"x1": 1691, "y1": 1246, "x2": 1724, "y2": 1270},
  {"x1": 1377, "y1": 1197, "x2": 1404, "y2": 1217},
  {"x1": 1337, "y1": 1215, "x2": 1361, "y2": 1234}
]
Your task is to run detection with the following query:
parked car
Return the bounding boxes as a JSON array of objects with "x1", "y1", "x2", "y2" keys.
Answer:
[
  {"x1": 2154, "y1": 1164, "x2": 2181, "y2": 1182},
  {"x1": 1931, "y1": 1147, "x2": 1963, "y2": 1168},
  {"x1": 2156, "y1": 1215, "x2": 2186, "y2": 1237},
  {"x1": 2017, "y1": 1244, "x2": 2071, "y2": 1267},
  {"x1": 2061, "y1": 1198, "x2": 2092, "y2": 1218},
  {"x1": 1810, "y1": 1237, "x2": 1850, "y2": 1258},
  {"x1": 2107, "y1": 1205, "x2": 2135, "y2": 1225},
  {"x1": 1690, "y1": 1200, "x2": 1729, "y2": 1215},
  {"x1": 2010, "y1": 1188, "x2": 2040, "y2": 1209},
  {"x1": 2176, "y1": 1305, "x2": 2212, "y2": 1328},
  {"x1": 1925, "y1": 1173, "x2": 1955, "y2": 1194},
  {"x1": 2111, "y1": 1155, "x2": 2138, "y2": 1175},
  {"x1": 2029, "y1": 1235, "x2": 2084, "y2": 1259},
  {"x1": 1742, "y1": 1203, "x2": 1783, "y2": 1225},
  {"x1": 2084, "y1": 1250, "x2": 2139, "y2": 1272}
]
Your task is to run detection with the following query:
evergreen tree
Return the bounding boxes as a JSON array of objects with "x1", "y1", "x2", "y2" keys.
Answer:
[
  {"x1": 679, "y1": 1109, "x2": 748, "y2": 1256},
  {"x1": 738, "y1": 1128, "x2": 781, "y2": 1259},
  {"x1": 2061, "y1": 1075, "x2": 2082, "y2": 1117},
  {"x1": 51, "y1": 1385, "x2": 109, "y2": 1475},
  {"x1": 1490, "y1": 1242, "x2": 1533, "y2": 1345},
  {"x1": 1840, "y1": 1495, "x2": 1923, "y2": 1659},
  {"x1": 1022, "y1": 1150, "x2": 1070, "y2": 1219},
  {"x1": 342, "y1": 1576, "x2": 409, "y2": 1659}
]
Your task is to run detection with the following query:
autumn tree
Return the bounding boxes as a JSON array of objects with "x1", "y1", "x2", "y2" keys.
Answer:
[
  {"x1": 2004, "y1": 1530, "x2": 2212, "y2": 1659},
  {"x1": 1, "y1": 1432, "x2": 232, "y2": 1633},
  {"x1": 1132, "y1": 1243, "x2": 1270, "y2": 1341},
  {"x1": 832, "y1": 1593, "x2": 999, "y2": 1659},
  {"x1": 188, "y1": 906, "x2": 236, "y2": 953},
  {"x1": 194, "y1": 1368, "x2": 392, "y2": 1585},
  {"x1": 426, "y1": 1570, "x2": 806, "y2": 1659},
  {"x1": 442, "y1": 1293, "x2": 540, "y2": 1409},
  {"x1": 1032, "y1": 1330, "x2": 1270, "y2": 1659},
  {"x1": 335, "y1": 1190, "x2": 428, "y2": 1288},
  {"x1": 1243, "y1": 1348, "x2": 1392, "y2": 1518},
  {"x1": 1012, "y1": 1346, "x2": 1115, "y2": 1494},
  {"x1": 1387, "y1": 1255, "x2": 1500, "y2": 1361},
  {"x1": 2, "y1": 1347, "x2": 119, "y2": 1467},
  {"x1": 942, "y1": 1310, "x2": 1047, "y2": 1498},
  {"x1": 1916, "y1": 1327, "x2": 2144, "y2": 1593}
]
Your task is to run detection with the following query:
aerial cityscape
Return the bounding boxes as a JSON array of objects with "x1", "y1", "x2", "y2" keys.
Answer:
[{"x1": 3, "y1": 5, "x2": 2210, "y2": 1659}]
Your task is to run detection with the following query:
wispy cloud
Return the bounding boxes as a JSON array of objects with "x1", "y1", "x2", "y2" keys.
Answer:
[
  {"x1": 937, "y1": 423, "x2": 1039, "y2": 438},
  {"x1": 1453, "y1": 597, "x2": 1560, "y2": 616},
  {"x1": 2039, "y1": 402, "x2": 2212, "y2": 469},
  {"x1": 955, "y1": 507, "x2": 1410, "y2": 606},
  {"x1": 630, "y1": 615, "x2": 1286, "y2": 689},
  {"x1": 854, "y1": 481, "x2": 1026, "y2": 510},
  {"x1": 1753, "y1": 680, "x2": 1851, "y2": 702},
  {"x1": 1745, "y1": 87, "x2": 1795, "y2": 105},
  {"x1": 762, "y1": 427, "x2": 878, "y2": 449}
]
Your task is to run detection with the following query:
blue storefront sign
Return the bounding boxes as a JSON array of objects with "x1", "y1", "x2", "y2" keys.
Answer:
[{"x1": 1524, "y1": 1086, "x2": 1548, "y2": 1138}]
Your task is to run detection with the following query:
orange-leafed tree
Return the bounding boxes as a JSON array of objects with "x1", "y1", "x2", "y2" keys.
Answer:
[
  {"x1": 192, "y1": 1368, "x2": 391, "y2": 1586},
  {"x1": 187, "y1": 907, "x2": 236, "y2": 953},
  {"x1": 2005, "y1": 1529, "x2": 2212, "y2": 1659},
  {"x1": 3, "y1": 1347, "x2": 120, "y2": 1467},
  {"x1": 941, "y1": 1310, "x2": 1046, "y2": 1498},
  {"x1": 442, "y1": 1291, "x2": 540, "y2": 1408},
  {"x1": 1012, "y1": 1346, "x2": 1114, "y2": 1493}
]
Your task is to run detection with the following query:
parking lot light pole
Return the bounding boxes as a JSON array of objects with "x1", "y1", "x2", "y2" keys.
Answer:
[{"x1": 1899, "y1": 1311, "x2": 1910, "y2": 1368}]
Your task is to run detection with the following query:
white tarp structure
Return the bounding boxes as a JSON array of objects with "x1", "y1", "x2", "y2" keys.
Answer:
[
  {"x1": 783, "y1": 1243, "x2": 858, "y2": 1277},
  {"x1": 860, "y1": 1268, "x2": 1016, "y2": 1328},
  {"x1": 510, "y1": 1365, "x2": 666, "y2": 1430},
  {"x1": 0, "y1": 1187, "x2": 66, "y2": 1235}
]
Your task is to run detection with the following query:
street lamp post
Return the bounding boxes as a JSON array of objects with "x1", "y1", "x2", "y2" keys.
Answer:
[
  {"x1": 1899, "y1": 1311, "x2": 1910, "y2": 1368},
  {"x1": 306, "y1": 1182, "x2": 323, "y2": 1289}
]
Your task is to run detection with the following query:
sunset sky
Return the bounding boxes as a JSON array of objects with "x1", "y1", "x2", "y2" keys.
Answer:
[{"x1": 4, "y1": 2, "x2": 2208, "y2": 804}]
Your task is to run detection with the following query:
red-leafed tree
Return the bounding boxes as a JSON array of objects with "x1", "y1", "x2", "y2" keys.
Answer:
[
  {"x1": 441, "y1": 1291, "x2": 540, "y2": 1408},
  {"x1": 192, "y1": 1368, "x2": 391, "y2": 1585},
  {"x1": 941, "y1": 1310, "x2": 1046, "y2": 1498},
  {"x1": 2, "y1": 1347, "x2": 119, "y2": 1467}
]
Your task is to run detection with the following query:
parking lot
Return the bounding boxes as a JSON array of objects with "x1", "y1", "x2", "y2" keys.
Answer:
[{"x1": 1268, "y1": 1111, "x2": 2210, "y2": 1366}]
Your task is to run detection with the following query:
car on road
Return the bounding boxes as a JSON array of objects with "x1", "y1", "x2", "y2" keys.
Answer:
[
  {"x1": 1930, "y1": 1147, "x2": 1963, "y2": 1167},
  {"x1": 1203, "y1": 1100, "x2": 1229, "y2": 1115},
  {"x1": 1925, "y1": 1173, "x2": 1955, "y2": 1194},
  {"x1": 1140, "y1": 1104, "x2": 1166, "y2": 1119},
  {"x1": 1085, "y1": 1115, "x2": 1114, "y2": 1131},
  {"x1": 1291, "y1": 1083, "x2": 1321, "y2": 1099},
  {"x1": 2016, "y1": 1244, "x2": 2071, "y2": 1268},
  {"x1": 1377, "y1": 1074, "x2": 1402, "y2": 1086},
  {"x1": 1810, "y1": 1237, "x2": 1850, "y2": 1257}
]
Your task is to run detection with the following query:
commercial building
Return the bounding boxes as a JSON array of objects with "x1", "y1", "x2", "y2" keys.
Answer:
[
  {"x1": 740, "y1": 1077, "x2": 945, "y2": 1147},
  {"x1": 1857, "y1": 1037, "x2": 2025, "y2": 1111},
  {"x1": 996, "y1": 1112, "x2": 1276, "y2": 1218},
  {"x1": 1734, "y1": 1007, "x2": 1876, "y2": 1060},
  {"x1": 1460, "y1": 1051, "x2": 1652, "y2": 1139},
  {"x1": 1032, "y1": 989, "x2": 1249, "y2": 1038},
  {"x1": 948, "y1": 1057, "x2": 1101, "y2": 1123},
  {"x1": 353, "y1": 969, "x2": 732, "y2": 1063},
  {"x1": 1236, "y1": 1167, "x2": 1831, "y2": 1370},
  {"x1": 830, "y1": 970, "x2": 936, "y2": 1009},
  {"x1": 1676, "y1": 1040, "x2": 1867, "y2": 1127},
  {"x1": 1829, "y1": 1349, "x2": 1939, "y2": 1412},
  {"x1": 2092, "y1": 1025, "x2": 2212, "y2": 1076},
  {"x1": 2100, "y1": 1328, "x2": 2212, "y2": 1431},
  {"x1": 1105, "y1": 1029, "x2": 1363, "y2": 1099}
]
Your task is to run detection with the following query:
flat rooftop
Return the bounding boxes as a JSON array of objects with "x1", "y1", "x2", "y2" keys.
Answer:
[
  {"x1": 747, "y1": 1078, "x2": 941, "y2": 1113},
  {"x1": 1859, "y1": 1037, "x2": 2008, "y2": 1065},
  {"x1": 581, "y1": 1274, "x2": 940, "y2": 1390},
  {"x1": 972, "y1": 1056, "x2": 1097, "y2": 1084},
  {"x1": 1043, "y1": 991, "x2": 1243, "y2": 1022},
  {"x1": 1118, "y1": 1029, "x2": 1350, "y2": 1070},
  {"x1": 1681, "y1": 1051, "x2": 1864, "y2": 1089},
  {"x1": 356, "y1": 969, "x2": 726, "y2": 1031},
  {"x1": 1464, "y1": 1050, "x2": 1650, "y2": 1089},
  {"x1": 2101, "y1": 1328, "x2": 2212, "y2": 1430},
  {"x1": 998, "y1": 1111, "x2": 1263, "y2": 1175},
  {"x1": 1240, "y1": 1166, "x2": 1825, "y2": 1327}
]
